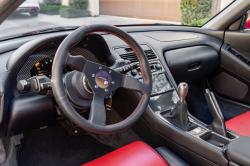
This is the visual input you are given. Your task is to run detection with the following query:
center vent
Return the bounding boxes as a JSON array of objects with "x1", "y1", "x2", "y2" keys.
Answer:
[{"x1": 117, "y1": 46, "x2": 157, "y2": 63}]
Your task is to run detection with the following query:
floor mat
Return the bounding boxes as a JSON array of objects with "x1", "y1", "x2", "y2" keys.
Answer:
[
  {"x1": 88, "y1": 108, "x2": 144, "y2": 149},
  {"x1": 18, "y1": 126, "x2": 112, "y2": 166},
  {"x1": 186, "y1": 85, "x2": 213, "y2": 124},
  {"x1": 186, "y1": 85, "x2": 250, "y2": 124}
]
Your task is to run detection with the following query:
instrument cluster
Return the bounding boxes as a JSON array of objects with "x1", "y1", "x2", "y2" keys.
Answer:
[{"x1": 30, "y1": 57, "x2": 73, "y2": 78}]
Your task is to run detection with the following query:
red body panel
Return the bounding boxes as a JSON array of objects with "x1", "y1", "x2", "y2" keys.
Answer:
[{"x1": 245, "y1": 15, "x2": 250, "y2": 29}]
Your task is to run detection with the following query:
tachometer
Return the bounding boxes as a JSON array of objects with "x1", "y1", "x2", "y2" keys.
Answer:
[{"x1": 30, "y1": 57, "x2": 53, "y2": 78}]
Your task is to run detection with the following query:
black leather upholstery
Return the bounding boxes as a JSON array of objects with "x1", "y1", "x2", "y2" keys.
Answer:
[
  {"x1": 155, "y1": 147, "x2": 190, "y2": 166},
  {"x1": 164, "y1": 101, "x2": 197, "y2": 131},
  {"x1": 227, "y1": 136, "x2": 250, "y2": 166}
]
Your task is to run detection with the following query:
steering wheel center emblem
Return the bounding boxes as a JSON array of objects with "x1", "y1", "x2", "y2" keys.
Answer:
[{"x1": 95, "y1": 71, "x2": 112, "y2": 89}]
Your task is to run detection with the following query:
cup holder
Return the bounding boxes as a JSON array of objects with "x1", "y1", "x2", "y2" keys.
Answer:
[{"x1": 200, "y1": 132, "x2": 230, "y2": 148}]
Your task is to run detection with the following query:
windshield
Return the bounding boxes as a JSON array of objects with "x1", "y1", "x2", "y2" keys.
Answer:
[{"x1": 0, "y1": 0, "x2": 235, "y2": 40}]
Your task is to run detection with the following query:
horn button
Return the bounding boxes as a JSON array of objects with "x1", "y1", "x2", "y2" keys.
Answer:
[{"x1": 95, "y1": 71, "x2": 112, "y2": 89}]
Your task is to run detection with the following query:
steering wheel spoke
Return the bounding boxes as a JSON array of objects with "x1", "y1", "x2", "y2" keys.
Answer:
[
  {"x1": 88, "y1": 95, "x2": 106, "y2": 126},
  {"x1": 83, "y1": 61, "x2": 123, "y2": 95},
  {"x1": 121, "y1": 75, "x2": 146, "y2": 94},
  {"x1": 65, "y1": 54, "x2": 87, "y2": 71}
]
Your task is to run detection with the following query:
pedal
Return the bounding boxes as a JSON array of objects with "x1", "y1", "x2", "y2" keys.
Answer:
[
  {"x1": 69, "y1": 120, "x2": 83, "y2": 135},
  {"x1": 105, "y1": 94, "x2": 112, "y2": 110},
  {"x1": 13, "y1": 133, "x2": 24, "y2": 146}
]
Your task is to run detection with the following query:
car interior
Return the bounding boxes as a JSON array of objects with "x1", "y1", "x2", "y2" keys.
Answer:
[{"x1": 1, "y1": 0, "x2": 250, "y2": 166}]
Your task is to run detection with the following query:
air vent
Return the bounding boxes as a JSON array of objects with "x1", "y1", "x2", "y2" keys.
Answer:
[
  {"x1": 118, "y1": 48, "x2": 157, "y2": 63},
  {"x1": 227, "y1": 47, "x2": 250, "y2": 66},
  {"x1": 144, "y1": 50, "x2": 157, "y2": 60},
  {"x1": 119, "y1": 52, "x2": 138, "y2": 63}
]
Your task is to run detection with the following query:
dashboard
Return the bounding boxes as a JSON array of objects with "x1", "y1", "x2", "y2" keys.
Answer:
[{"x1": 0, "y1": 26, "x2": 223, "y2": 138}]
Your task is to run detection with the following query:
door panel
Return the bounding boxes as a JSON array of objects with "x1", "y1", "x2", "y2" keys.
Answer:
[
  {"x1": 224, "y1": 31, "x2": 250, "y2": 58},
  {"x1": 208, "y1": 30, "x2": 250, "y2": 105}
]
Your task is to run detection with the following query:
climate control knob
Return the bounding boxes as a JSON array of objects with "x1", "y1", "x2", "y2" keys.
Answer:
[
  {"x1": 155, "y1": 63, "x2": 162, "y2": 70},
  {"x1": 131, "y1": 69, "x2": 138, "y2": 76}
]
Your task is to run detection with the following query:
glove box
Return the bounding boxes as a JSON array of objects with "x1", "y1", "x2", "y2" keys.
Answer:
[{"x1": 164, "y1": 46, "x2": 219, "y2": 84}]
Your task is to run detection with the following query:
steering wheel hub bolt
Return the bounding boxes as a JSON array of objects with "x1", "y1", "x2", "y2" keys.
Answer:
[
  {"x1": 92, "y1": 74, "x2": 95, "y2": 77},
  {"x1": 95, "y1": 85, "x2": 98, "y2": 88},
  {"x1": 109, "y1": 70, "x2": 112, "y2": 73},
  {"x1": 111, "y1": 81, "x2": 115, "y2": 84},
  {"x1": 99, "y1": 66, "x2": 102, "y2": 69},
  {"x1": 105, "y1": 89, "x2": 108, "y2": 92}
]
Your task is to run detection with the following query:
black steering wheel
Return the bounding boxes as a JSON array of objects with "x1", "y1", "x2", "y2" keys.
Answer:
[{"x1": 51, "y1": 24, "x2": 152, "y2": 134}]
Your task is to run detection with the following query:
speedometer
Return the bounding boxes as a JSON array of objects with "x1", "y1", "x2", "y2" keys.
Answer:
[{"x1": 30, "y1": 57, "x2": 53, "y2": 78}]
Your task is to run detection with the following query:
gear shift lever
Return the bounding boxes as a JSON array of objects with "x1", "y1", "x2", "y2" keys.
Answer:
[
  {"x1": 165, "y1": 82, "x2": 197, "y2": 131},
  {"x1": 178, "y1": 83, "x2": 188, "y2": 103}
]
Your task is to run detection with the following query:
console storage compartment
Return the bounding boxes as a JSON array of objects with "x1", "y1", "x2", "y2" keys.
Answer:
[{"x1": 200, "y1": 132, "x2": 230, "y2": 148}]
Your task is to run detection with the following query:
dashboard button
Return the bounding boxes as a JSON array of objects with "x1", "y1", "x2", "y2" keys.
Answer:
[
  {"x1": 131, "y1": 69, "x2": 138, "y2": 76},
  {"x1": 115, "y1": 48, "x2": 126, "y2": 55},
  {"x1": 155, "y1": 63, "x2": 162, "y2": 70}
]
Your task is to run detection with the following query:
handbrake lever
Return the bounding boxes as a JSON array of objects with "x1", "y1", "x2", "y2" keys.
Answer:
[{"x1": 205, "y1": 89, "x2": 227, "y2": 137}]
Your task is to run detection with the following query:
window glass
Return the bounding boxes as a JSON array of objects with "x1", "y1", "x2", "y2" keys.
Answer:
[{"x1": 0, "y1": 0, "x2": 235, "y2": 40}]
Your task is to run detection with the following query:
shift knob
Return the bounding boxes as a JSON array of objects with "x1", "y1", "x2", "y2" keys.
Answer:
[{"x1": 177, "y1": 82, "x2": 188, "y2": 102}]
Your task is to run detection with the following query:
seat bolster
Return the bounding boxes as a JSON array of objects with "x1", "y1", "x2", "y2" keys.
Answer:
[
  {"x1": 82, "y1": 141, "x2": 169, "y2": 166},
  {"x1": 155, "y1": 147, "x2": 190, "y2": 166},
  {"x1": 225, "y1": 111, "x2": 250, "y2": 137}
]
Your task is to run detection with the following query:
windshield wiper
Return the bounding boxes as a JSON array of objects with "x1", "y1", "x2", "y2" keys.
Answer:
[{"x1": 0, "y1": 26, "x2": 80, "y2": 41}]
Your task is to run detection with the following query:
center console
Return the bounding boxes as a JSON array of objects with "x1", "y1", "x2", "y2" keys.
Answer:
[
  {"x1": 115, "y1": 44, "x2": 244, "y2": 166},
  {"x1": 145, "y1": 63, "x2": 240, "y2": 165}
]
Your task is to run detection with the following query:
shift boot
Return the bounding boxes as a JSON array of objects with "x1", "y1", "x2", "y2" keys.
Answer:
[{"x1": 165, "y1": 83, "x2": 197, "y2": 131}]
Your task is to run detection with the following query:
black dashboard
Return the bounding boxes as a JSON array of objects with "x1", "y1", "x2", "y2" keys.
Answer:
[{"x1": 0, "y1": 26, "x2": 223, "y2": 137}]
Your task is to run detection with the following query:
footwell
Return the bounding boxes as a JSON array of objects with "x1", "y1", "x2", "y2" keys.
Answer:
[
  {"x1": 18, "y1": 126, "x2": 112, "y2": 166},
  {"x1": 186, "y1": 85, "x2": 250, "y2": 125}
]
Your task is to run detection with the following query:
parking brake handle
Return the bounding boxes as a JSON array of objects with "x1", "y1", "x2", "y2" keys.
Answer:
[{"x1": 205, "y1": 89, "x2": 227, "y2": 137}]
